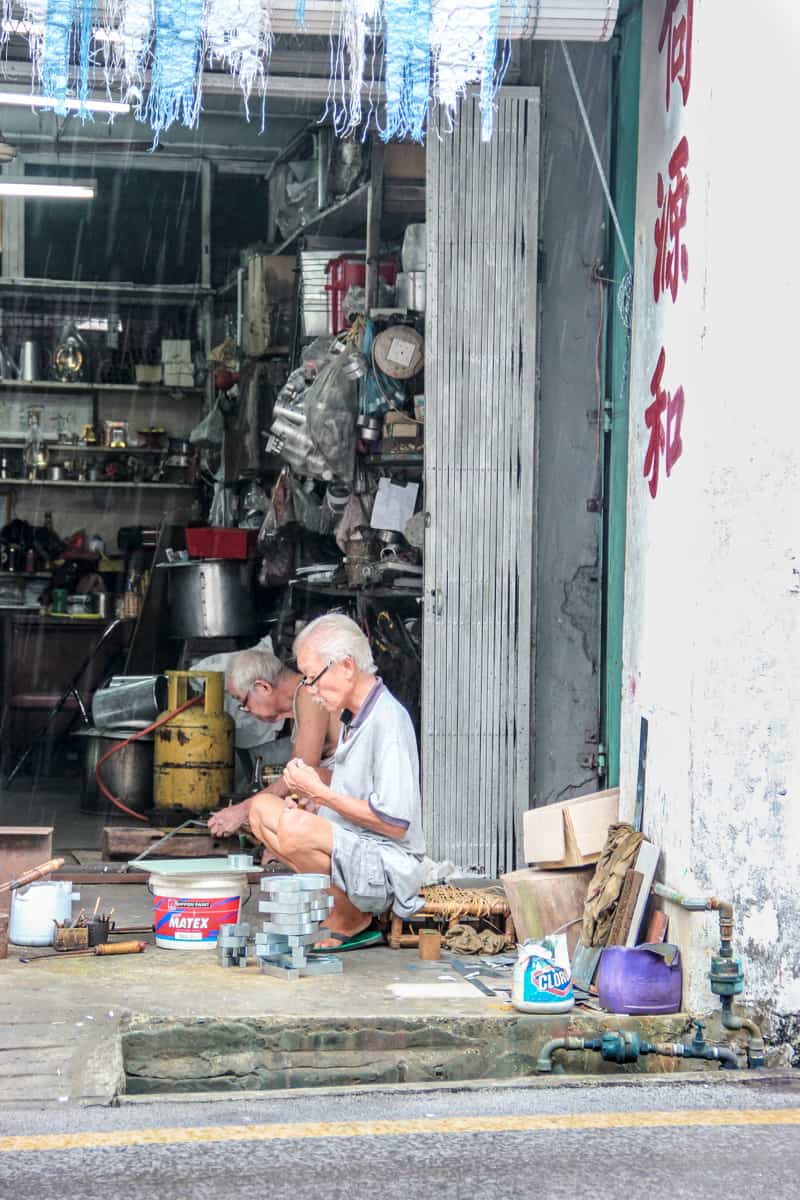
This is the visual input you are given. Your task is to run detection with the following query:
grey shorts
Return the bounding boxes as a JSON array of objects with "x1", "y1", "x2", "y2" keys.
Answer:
[{"x1": 330, "y1": 824, "x2": 392, "y2": 915}]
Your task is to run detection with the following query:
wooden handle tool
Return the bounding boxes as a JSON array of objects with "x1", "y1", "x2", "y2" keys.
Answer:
[
  {"x1": 94, "y1": 941, "x2": 146, "y2": 956},
  {"x1": 0, "y1": 858, "x2": 65, "y2": 894}
]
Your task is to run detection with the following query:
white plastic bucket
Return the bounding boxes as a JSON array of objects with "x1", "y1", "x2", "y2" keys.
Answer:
[
  {"x1": 9, "y1": 881, "x2": 80, "y2": 946},
  {"x1": 149, "y1": 872, "x2": 248, "y2": 949}
]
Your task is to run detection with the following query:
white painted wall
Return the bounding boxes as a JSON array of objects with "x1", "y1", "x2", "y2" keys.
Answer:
[{"x1": 621, "y1": 0, "x2": 800, "y2": 1015}]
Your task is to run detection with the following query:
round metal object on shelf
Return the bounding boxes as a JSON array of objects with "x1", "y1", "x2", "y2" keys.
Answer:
[
  {"x1": 356, "y1": 415, "x2": 383, "y2": 443},
  {"x1": 372, "y1": 325, "x2": 424, "y2": 380},
  {"x1": 157, "y1": 558, "x2": 256, "y2": 639}
]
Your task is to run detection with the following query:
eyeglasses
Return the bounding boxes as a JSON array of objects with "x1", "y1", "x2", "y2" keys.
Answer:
[
  {"x1": 301, "y1": 663, "x2": 331, "y2": 689},
  {"x1": 237, "y1": 690, "x2": 252, "y2": 712}
]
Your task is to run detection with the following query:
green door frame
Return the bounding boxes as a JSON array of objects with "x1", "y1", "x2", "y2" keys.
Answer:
[{"x1": 600, "y1": 2, "x2": 642, "y2": 787}]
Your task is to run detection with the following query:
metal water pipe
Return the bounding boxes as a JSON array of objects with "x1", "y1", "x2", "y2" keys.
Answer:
[
  {"x1": 536, "y1": 1025, "x2": 739, "y2": 1074},
  {"x1": 652, "y1": 883, "x2": 765, "y2": 1068}
]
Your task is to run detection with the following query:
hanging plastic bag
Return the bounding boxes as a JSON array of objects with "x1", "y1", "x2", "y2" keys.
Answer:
[
  {"x1": 257, "y1": 469, "x2": 295, "y2": 549},
  {"x1": 189, "y1": 395, "x2": 225, "y2": 448},
  {"x1": 287, "y1": 475, "x2": 336, "y2": 536},
  {"x1": 304, "y1": 354, "x2": 359, "y2": 482}
]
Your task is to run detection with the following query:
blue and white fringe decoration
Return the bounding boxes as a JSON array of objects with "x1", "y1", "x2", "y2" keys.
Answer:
[
  {"x1": 205, "y1": 0, "x2": 272, "y2": 123},
  {"x1": 110, "y1": 0, "x2": 154, "y2": 114},
  {"x1": 144, "y1": 0, "x2": 204, "y2": 141},
  {"x1": 4, "y1": 0, "x2": 508, "y2": 143}
]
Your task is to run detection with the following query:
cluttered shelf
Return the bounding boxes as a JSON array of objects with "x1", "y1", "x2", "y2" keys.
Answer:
[
  {"x1": 0, "y1": 278, "x2": 212, "y2": 304},
  {"x1": 0, "y1": 442, "x2": 170, "y2": 456},
  {"x1": 362, "y1": 453, "x2": 423, "y2": 469},
  {"x1": 291, "y1": 580, "x2": 422, "y2": 600},
  {"x1": 0, "y1": 380, "x2": 204, "y2": 396},
  {"x1": 0, "y1": 480, "x2": 195, "y2": 490},
  {"x1": 274, "y1": 183, "x2": 370, "y2": 256}
]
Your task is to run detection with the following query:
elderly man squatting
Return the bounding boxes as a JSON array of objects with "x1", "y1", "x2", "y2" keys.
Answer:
[
  {"x1": 207, "y1": 647, "x2": 340, "y2": 838},
  {"x1": 248, "y1": 613, "x2": 424, "y2": 952}
]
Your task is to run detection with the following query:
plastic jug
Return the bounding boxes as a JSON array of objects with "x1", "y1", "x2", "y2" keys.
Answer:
[
  {"x1": 512, "y1": 938, "x2": 575, "y2": 1014},
  {"x1": 9, "y1": 881, "x2": 79, "y2": 946}
]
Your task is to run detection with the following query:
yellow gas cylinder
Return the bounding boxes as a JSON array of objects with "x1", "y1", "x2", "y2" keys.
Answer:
[{"x1": 153, "y1": 670, "x2": 234, "y2": 816}]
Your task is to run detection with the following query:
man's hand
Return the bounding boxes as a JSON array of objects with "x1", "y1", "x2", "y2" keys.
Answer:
[
  {"x1": 207, "y1": 799, "x2": 251, "y2": 837},
  {"x1": 283, "y1": 757, "x2": 327, "y2": 803}
]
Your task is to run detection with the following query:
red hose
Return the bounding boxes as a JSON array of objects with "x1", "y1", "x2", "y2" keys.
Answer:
[{"x1": 94, "y1": 696, "x2": 203, "y2": 822}]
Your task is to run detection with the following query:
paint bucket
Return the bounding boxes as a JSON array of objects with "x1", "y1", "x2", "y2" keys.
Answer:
[{"x1": 148, "y1": 871, "x2": 249, "y2": 950}]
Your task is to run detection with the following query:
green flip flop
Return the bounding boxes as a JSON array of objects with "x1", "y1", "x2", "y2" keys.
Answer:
[{"x1": 310, "y1": 923, "x2": 384, "y2": 953}]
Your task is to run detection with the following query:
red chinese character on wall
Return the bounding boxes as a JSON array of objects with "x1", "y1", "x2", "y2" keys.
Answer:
[
  {"x1": 653, "y1": 136, "x2": 690, "y2": 304},
  {"x1": 643, "y1": 347, "x2": 684, "y2": 499},
  {"x1": 658, "y1": 0, "x2": 693, "y2": 110}
]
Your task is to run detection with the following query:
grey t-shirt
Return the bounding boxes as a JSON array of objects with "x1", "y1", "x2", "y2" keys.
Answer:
[{"x1": 322, "y1": 684, "x2": 425, "y2": 856}]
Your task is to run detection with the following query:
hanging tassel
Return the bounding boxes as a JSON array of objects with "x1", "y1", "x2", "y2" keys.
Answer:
[
  {"x1": 109, "y1": 0, "x2": 154, "y2": 116},
  {"x1": 382, "y1": 0, "x2": 432, "y2": 142},
  {"x1": 144, "y1": 0, "x2": 205, "y2": 142},
  {"x1": 40, "y1": 0, "x2": 74, "y2": 111},
  {"x1": 328, "y1": 0, "x2": 380, "y2": 136},
  {"x1": 10, "y1": 0, "x2": 48, "y2": 94},
  {"x1": 430, "y1": 0, "x2": 502, "y2": 141},
  {"x1": 205, "y1": 0, "x2": 272, "y2": 123}
]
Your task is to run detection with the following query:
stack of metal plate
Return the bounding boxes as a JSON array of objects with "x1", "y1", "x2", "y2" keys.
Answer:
[
  {"x1": 217, "y1": 922, "x2": 251, "y2": 968},
  {"x1": 256, "y1": 873, "x2": 342, "y2": 979},
  {"x1": 299, "y1": 252, "x2": 333, "y2": 338}
]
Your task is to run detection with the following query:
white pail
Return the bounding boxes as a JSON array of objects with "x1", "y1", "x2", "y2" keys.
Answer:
[
  {"x1": 9, "y1": 881, "x2": 80, "y2": 946},
  {"x1": 149, "y1": 872, "x2": 248, "y2": 949}
]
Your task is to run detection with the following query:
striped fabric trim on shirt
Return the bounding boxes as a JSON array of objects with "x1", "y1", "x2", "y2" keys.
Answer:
[
  {"x1": 368, "y1": 791, "x2": 410, "y2": 830},
  {"x1": 342, "y1": 677, "x2": 385, "y2": 738}
]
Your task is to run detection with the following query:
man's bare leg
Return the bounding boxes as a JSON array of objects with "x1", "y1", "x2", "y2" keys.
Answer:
[{"x1": 250, "y1": 798, "x2": 373, "y2": 947}]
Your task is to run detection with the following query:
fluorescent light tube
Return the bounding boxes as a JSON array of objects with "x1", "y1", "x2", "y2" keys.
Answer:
[
  {"x1": 0, "y1": 180, "x2": 96, "y2": 199},
  {"x1": 0, "y1": 91, "x2": 130, "y2": 115}
]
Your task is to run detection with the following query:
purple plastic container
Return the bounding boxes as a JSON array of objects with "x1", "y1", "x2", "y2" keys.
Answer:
[{"x1": 597, "y1": 946, "x2": 683, "y2": 1015}]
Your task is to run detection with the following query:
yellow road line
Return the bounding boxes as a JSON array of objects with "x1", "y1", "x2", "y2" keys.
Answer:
[{"x1": 2, "y1": 1108, "x2": 800, "y2": 1154}]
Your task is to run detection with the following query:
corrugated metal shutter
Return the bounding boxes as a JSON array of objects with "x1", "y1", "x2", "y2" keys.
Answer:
[{"x1": 422, "y1": 89, "x2": 540, "y2": 876}]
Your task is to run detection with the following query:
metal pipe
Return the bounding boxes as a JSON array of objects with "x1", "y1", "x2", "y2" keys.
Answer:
[
  {"x1": 652, "y1": 882, "x2": 713, "y2": 911},
  {"x1": 651, "y1": 882, "x2": 763, "y2": 1066},
  {"x1": 536, "y1": 1037, "x2": 593, "y2": 1074},
  {"x1": 721, "y1": 997, "x2": 766, "y2": 1068},
  {"x1": 536, "y1": 1030, "x2": 739, "y2": 1075}
]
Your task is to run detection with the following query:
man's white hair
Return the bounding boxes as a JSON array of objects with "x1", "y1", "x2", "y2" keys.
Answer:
[
  {"x1": 294, "y1": 613, "x2": 376, "y2": 673},
  {"x1": 227, "y1": 648, "x2": 288, "y2": 695}
]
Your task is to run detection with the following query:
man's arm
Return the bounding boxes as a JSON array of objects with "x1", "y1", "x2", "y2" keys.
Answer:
[{"x1": 283, "y1": 758, "x2": 407, "y2": 841}]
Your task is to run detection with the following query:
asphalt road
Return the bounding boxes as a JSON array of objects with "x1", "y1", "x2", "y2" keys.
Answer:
[{"x1": 2, "y1": 1076, "x2": 799, "y2": 1200}]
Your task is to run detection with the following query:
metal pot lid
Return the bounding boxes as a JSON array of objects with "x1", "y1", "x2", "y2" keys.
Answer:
[
  {"x1": 128, "y1": 857, "x2": 263, "y2": 875},
  {"x1": 72, "y1": 726, "x2": 155, "y2": 741}
]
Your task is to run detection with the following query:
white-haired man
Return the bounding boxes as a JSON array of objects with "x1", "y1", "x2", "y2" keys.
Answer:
[
  {"x1": 207, "y1": 647, "x2": 340, "y2": 838},
  {"x1": 248, "y1": 613, "x2": 424, "y2": 951}
]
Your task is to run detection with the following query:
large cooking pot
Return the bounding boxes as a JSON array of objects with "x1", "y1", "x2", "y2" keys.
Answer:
[
  {"x1": 74, "y1": 726, "x2": 154, "y2": 814},
  {"x1": 157, "y1": 558, "x2": 256, "y2": 639}
]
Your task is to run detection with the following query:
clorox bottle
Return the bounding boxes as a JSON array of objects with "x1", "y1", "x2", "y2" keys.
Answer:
[{"x1": 512, "y1": 938, "x2": 575, "y2": 1014}]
